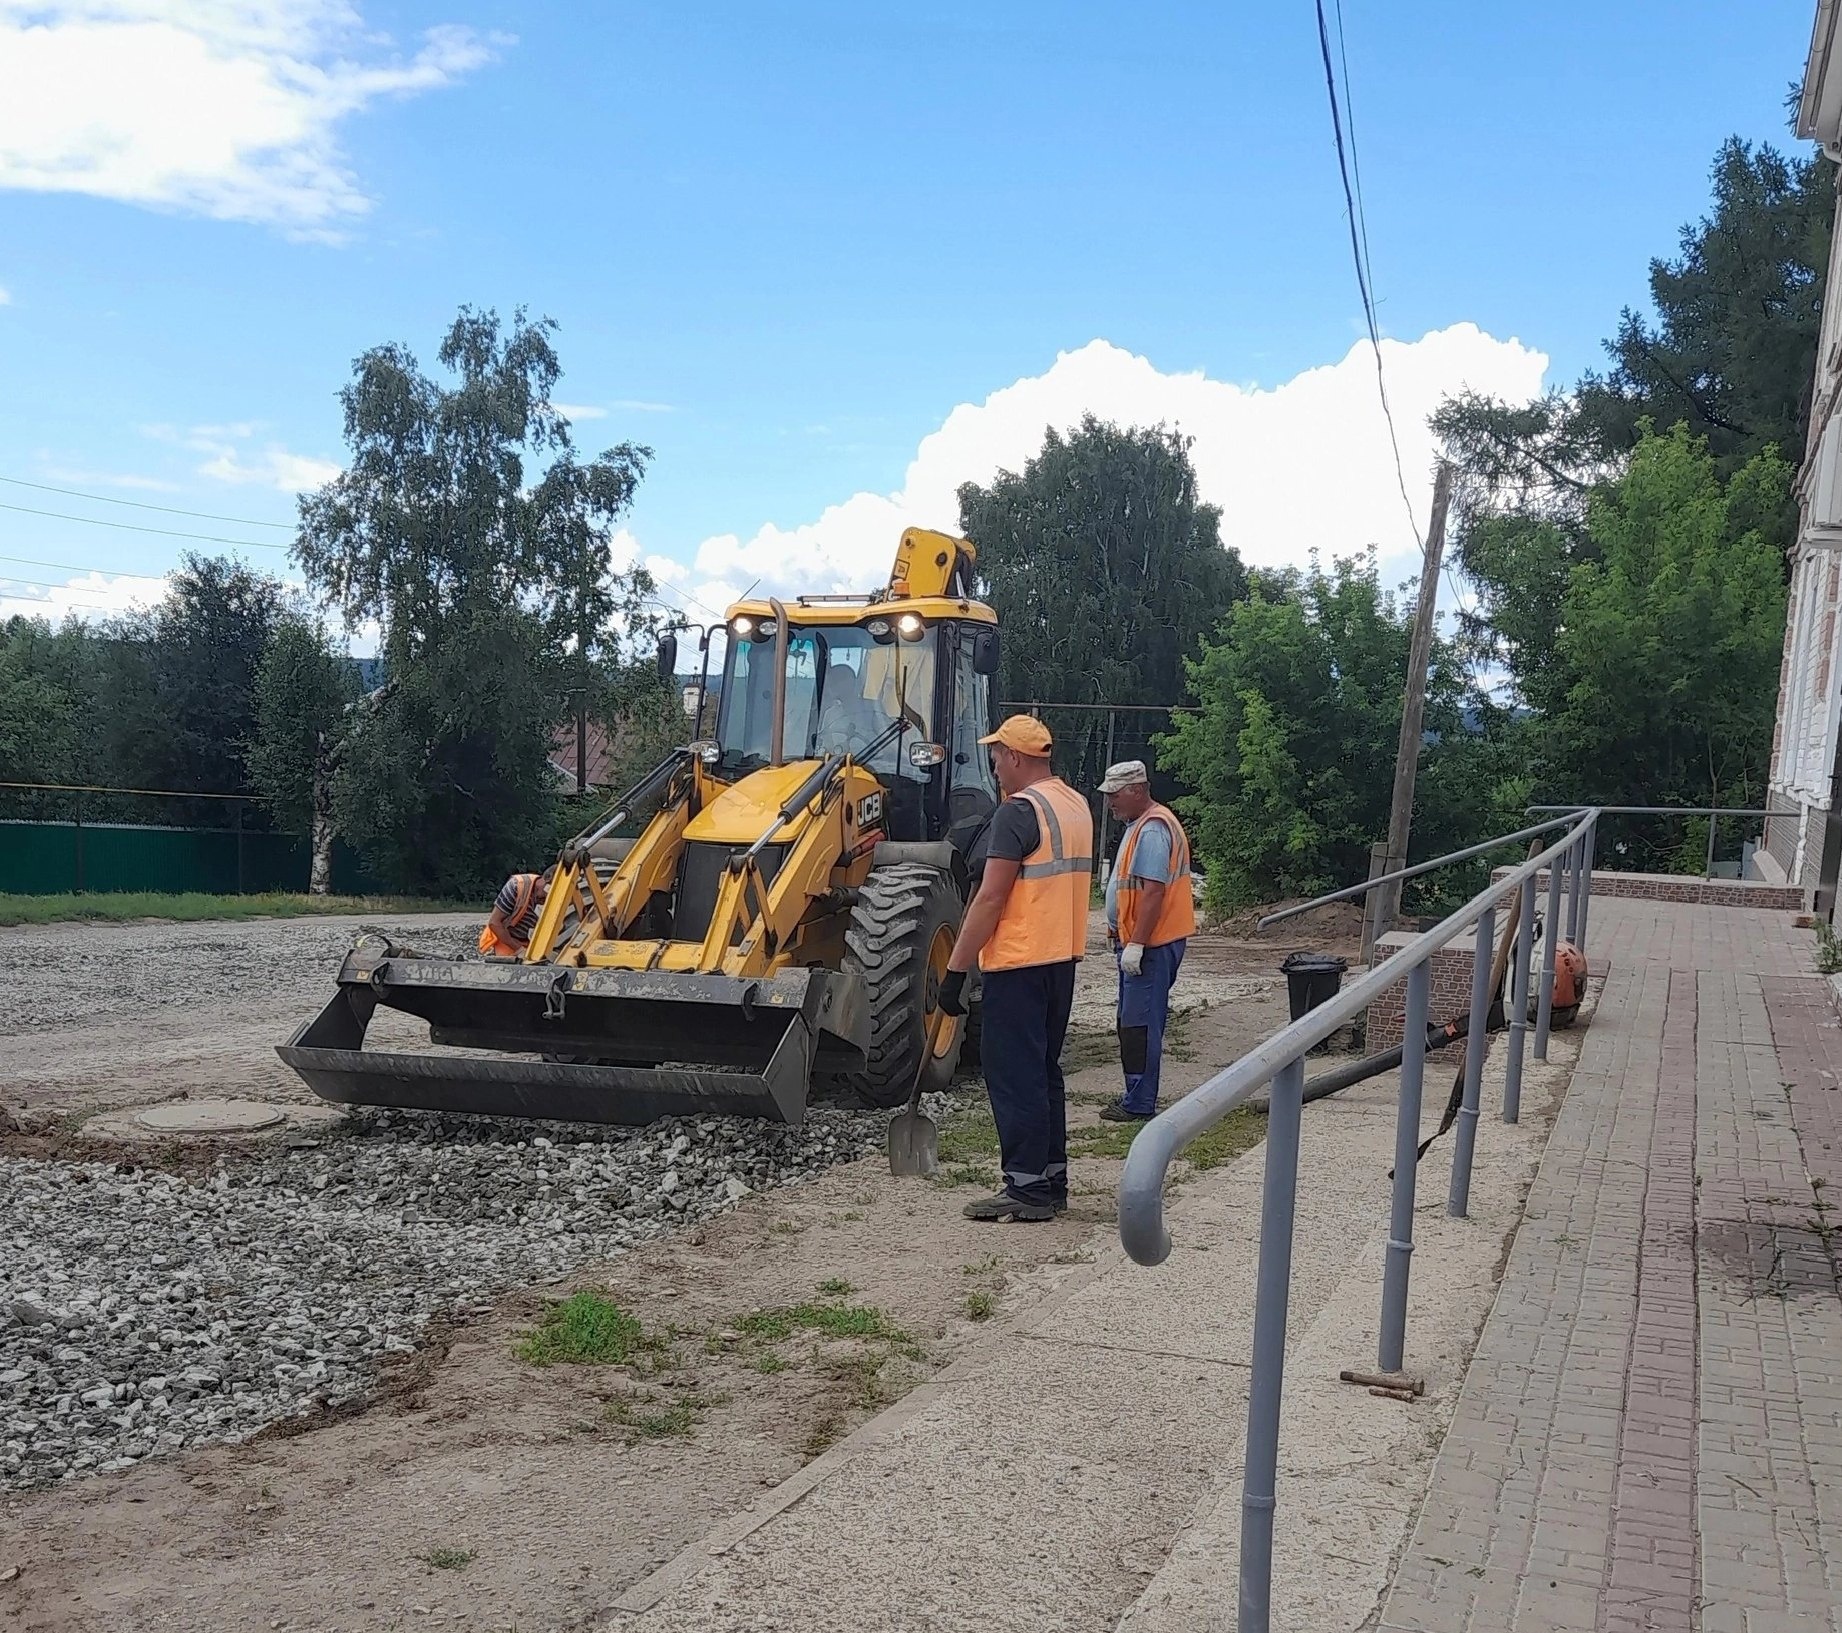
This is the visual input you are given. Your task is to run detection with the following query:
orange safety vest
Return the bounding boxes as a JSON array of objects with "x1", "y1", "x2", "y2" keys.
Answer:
[
  {"x1": 1115, "y1": 803, "x2": 1197, "y2": 948},
  {"x1": 479, "y1": 871, "x2": 541, "y2": 957},
  {"x1": 982, "y1": 778, "x2": 1094, "y2": 972}
]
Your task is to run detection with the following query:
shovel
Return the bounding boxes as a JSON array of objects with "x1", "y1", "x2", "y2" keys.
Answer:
[{"x1": 888, "y1": 1008, "x2": 959, "y2": 1177}]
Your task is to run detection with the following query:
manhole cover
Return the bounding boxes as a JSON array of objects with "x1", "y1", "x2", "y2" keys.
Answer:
[{"x1": 134, "y1": 1100, "x2": 288, "y2": 1135}]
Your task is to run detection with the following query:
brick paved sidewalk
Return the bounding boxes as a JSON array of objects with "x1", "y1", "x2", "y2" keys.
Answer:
[{"x1": 1378, "y1": 898, "x2": 1842, "y2": 1633}]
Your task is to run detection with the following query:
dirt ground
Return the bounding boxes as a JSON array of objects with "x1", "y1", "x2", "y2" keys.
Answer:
[{"x1": 0, "y1": 910, "x2": 1351, "y2": 1632}]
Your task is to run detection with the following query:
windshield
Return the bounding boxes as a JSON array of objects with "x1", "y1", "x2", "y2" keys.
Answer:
[{"x1": 716, "y1": 625, "x2": 935, "y2": 781}]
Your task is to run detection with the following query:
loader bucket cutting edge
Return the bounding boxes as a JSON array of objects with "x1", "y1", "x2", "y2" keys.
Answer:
[{"x1": 276, "y1": 955, "x2": 869, "y2": 1128}]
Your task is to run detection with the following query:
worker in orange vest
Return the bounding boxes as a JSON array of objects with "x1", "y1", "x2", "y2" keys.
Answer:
[
  {"x1": 938, "y1": 715, "x2": 1094, "y2": 1222},
  {"x1": 1098, "y1": 759, "x2": 1196, "y2": 1122},
  {"x1": 479, "y1": 867, "x2": 553, "y2": 958}
]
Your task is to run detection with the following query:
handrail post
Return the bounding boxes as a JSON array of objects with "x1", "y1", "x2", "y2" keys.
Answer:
[
  {"x1": 1379, "y1": 962, "x2": 1430, "y2": 1373},
  {"x1": 1238, "y1": 1054, "x2": 1305, "y2": 1633},
  {"x1": 1503, "y1": 875, "x2": 1536, "y2": 1124},
  {"x1": 1534, "y1": 848, "x2": 1564, "y2": 1061},
  {"x1": 1704, "y1": 807, "x2": 1718, "y2": 879},
  {"x1": 1447, "y1": 904, "x2": 1495, "y2": 1218},
  {"x1": 1566, "y1": 835, "x2": 1584, "y2": 944},
  {"x1": 1575, "y1": 823, "x2": 1595, "y2": 952}
]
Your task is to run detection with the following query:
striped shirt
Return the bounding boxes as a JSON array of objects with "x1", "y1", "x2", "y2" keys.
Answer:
[{"x1": 494, "y1": 874, "x2": 543, "y2": 940}]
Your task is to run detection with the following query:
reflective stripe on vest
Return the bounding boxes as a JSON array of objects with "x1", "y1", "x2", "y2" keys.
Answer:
[
  {"x1": 1116, "y1": 804, "x2": 1197, "y2": 948},
  {"x1": 981, "y1": 778, "x2": 1095, "y2": 972}
]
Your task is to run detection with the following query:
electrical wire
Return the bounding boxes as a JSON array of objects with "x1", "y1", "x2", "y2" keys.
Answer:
[
  {"x1": 0, "y1": 576, "x2": 119, "y2": 607},
  {"x1": 0, "y1": 474, "x2": 293, "y2": 528},
  {"x1": 1315, "y1": 1, "x2": 1473, "y2": 622},
  {"x1": 0, "y1": 499, "x2": 290, "y2": 549},
  {"x1": 0, "y1": 552, "x2": 171, "y2": 581}
]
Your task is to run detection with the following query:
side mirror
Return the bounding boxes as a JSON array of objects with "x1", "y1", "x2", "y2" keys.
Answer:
[
  {"x1": 656, "y1": 633, "x2": 679, "y2": 680},
  {"x1": 972, "y1": 628, "x2": 1000, "y2": 676}
]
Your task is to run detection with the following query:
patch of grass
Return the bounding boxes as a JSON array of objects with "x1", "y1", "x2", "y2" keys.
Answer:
[
  {"x1": 419, "y1": 1547, "x2": 476, "y2": 1571},
  {"x1": 816, "y1": 1276, "x2": 855, "y2": 1296},
  {"x1": 961, "y1": 1253, "x2": 999, "y2": 1277},
  {"x1": 1181, "y1": 1107, "x2": 1265, "y2": 1172},
  {"x1": 937, "y1": 1101, "x2": 1001, "y2": 1163},
  {"x1": 1059, "y1": 1026, "x2": 1117, "y2": 1075},
  {"x1": 964, "y1": 1290, "x2": 994, "y2": 1322},
  {"x1": 750, "y1": 1349, "x2": 789, "y2": 1374},
  {"x1": 1068, "y1": 1120, "x2": 1142, "y2": 1160},
  {"x1": 515, "y1": 1291, "x2": 655, "y2": 1366},
  {"x1": 606, "y1": 1396, "x2": 698, "y2": 1439},
  {"x1": 771, "y1": 1219, "x2": 802, "y2": 1236},
  {"x1": 1817, "y1": 919, "x2": 1842, "y2": 975},
  {"x1": 736, "y1": 1302, "x2": 911, "y2": 1345},
  {"x1": 932, "y1": 1162, "x2": 997, "y2": 1191},
  {"x1": 0, "y1": 890, "x2": 459, "y2": 927}
]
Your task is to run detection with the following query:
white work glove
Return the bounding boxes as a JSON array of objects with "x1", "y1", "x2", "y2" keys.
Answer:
[{"x1": 1121, "y1": 942, "x2": 1145, "y2": 977}]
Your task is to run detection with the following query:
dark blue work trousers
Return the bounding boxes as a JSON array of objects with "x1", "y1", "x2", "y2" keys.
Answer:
[
  {"x1": 1117, "y1": 938, "x2": 1187, "y2": 1115},
  {"x1": 979, "y1": 959, "x2": 1077, "y2": 1208}
]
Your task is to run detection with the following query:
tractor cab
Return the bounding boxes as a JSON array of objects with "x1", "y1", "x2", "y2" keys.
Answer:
[{"x1": 699, "y1": 531, "x2": 1002, "y2": 858}]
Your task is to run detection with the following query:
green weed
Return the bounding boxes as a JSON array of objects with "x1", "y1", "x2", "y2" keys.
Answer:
[
  {"x1": 515, "y1": 1292, "x2": 655, "y2": 1366},
  {"x1": 419, "y1": 1547, "x2": 476, "y2": 1571},
  {"x1": 964, "y1": 1290, "x2": 994, "y2": 1322},
  {"x1": 0, "y1": 890, "x2": 457, "y2": 927}
]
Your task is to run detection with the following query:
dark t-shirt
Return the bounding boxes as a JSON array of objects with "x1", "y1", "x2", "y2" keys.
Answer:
[{"x1": 985, "y1": 795, "x2": 1042, "y2": 863}]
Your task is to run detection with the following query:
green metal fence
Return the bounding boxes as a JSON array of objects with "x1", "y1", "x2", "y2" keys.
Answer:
[{"x1": 0, "y1": 818, "x2": 381, "y2": 896}]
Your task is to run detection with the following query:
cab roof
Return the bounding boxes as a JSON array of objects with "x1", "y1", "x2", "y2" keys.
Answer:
[{"x1": 719, "y1": 593, "x2": 997, "y2": 628}]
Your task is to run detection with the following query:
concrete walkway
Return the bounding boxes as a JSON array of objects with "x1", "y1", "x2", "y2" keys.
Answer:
[
  {"x1": 600, "y1": 982, "x2": 1587, "y2": 1631},
  {"x1": 1379, "y1": 897, "x2": 1842, "y2": 1633}
]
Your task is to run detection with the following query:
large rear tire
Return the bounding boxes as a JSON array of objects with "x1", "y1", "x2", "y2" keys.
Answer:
[{"x1": 815, "y1": 862, "x2": 965, "y2": 1108}]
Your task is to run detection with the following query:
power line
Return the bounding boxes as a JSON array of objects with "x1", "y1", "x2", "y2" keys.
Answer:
[
  {"x1": 0, "y1": 552, "x2": 171, "y2": 582},
  {"x1": 0, "y1": 499, "x2": 290, "y2": 550},
  {"x1": 1313, "y1": 0, "x2": 1418, "y2": 546},
  {"x1": 0, "y1": 474, "x2": 293, "y2": 529},
  {"x1": 0, "y1": 576, "x2": 119, "y2": 607},
  {"x1": 1314, "y1": 2, "x2": 1472, "y2": 623}
]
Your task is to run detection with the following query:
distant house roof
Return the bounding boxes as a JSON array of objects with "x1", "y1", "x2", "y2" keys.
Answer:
[{"x1": 549, "y1": 720, "x2": 621, "y2": 792}]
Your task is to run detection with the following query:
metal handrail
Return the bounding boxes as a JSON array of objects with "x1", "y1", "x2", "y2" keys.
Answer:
[
  {"x1": 1526, "y1": 803, "x2": 1769, "y2": 880},
  {"x1": 1116, "y1": 807, "x2": 1601, "y2": 1633},
  {"x1": 1255, "y1": 813, "x2": 1582, "y2": 929}
]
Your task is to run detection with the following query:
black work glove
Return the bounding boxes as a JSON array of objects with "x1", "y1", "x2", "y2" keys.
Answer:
[{"x1": 937, "y1": 968, "x2": 968, "y2": 1018}]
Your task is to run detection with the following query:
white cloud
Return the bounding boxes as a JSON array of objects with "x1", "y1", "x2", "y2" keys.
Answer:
[
  {"x1": 0, "y1": 568, "x2": 157, "y2": 622},
  {"x1": 43, "y1": 464, "x2": 180, "y2": 492},
  {"x1": 610, "y1": 399, "x2": 675, "y2": 414},
  {"x1": 551, "y1": 402, "x2": 608, "y2": 422},
  {"x1": 670, "y1": 325, "x2": 1548, "y2": 617},
  {"x1": 0, "y1": 284, "x2": 11, "y2": 305},
  {"x1": 0, "y1": 2, "x2": 506, "y2": 235},
  {"x1": 145, "y1": 421, "x2": 340, "y2": 492}
]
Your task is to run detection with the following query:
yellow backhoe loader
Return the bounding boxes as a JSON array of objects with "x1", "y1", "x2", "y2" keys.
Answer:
[{"x1": 278, "y1": 528, "x2": 1004, "y2": 1126}]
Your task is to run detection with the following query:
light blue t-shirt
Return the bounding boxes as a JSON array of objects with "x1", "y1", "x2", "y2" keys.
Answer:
[{"x1": 1105, "y1": 813, "x2": 1174, "y2": 932}]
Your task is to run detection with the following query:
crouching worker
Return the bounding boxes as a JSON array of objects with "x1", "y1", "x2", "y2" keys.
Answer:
[
  {"x1": 479, "y1": 867, "x2": 553, "y2": 958},
  {"x1": 1098, "y1": 760, "x2": 1194, "y2": 1123},
  {"x1": 937, "y1": 715, "x2": 1093, "y2": 1223}
]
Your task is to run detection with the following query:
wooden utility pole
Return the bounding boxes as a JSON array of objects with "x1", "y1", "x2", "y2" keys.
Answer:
[{"x1": 1371, "y1": 460, "x2": 1456, "y2": 943}]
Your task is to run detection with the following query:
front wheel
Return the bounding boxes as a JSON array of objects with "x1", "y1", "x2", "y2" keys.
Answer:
[{"x1": 814, "y1": 863, "x2": 966, "y2": 1108}]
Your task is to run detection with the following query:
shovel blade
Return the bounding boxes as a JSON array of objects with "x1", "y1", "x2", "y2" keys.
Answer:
[{"x1": 887, "y1": 1108, "x2": 939, "y2": 1178}]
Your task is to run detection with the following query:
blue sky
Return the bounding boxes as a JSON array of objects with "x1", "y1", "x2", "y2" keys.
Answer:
[{"x1": 0, "y1": 1, "x2": 1820, "y2": 629}]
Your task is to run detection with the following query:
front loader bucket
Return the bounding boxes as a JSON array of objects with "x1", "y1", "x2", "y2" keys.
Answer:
[{"x1": 277, "y1": 943, "x2": 868, "y2": 1127}]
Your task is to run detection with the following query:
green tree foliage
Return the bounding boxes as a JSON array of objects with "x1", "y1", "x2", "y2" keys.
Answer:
[
  {"x1": 1546, "y1": 427, "x2": 1788, "y2": 823},
  {"x1": 1160, "y1": 557, "x2": 1514, "y2": 910},
  {"x1": 111, "y1": 554, "x2": 285, "y2": 812},
  {"x1": 958, "y1": 416, "x2": 1247, "y2": 783},
  {"x1": 296, "y1": 307, "x2": 664, "y2": 895},
  {"x1": 1579, "y1": 139, "x2": 1831, "y2": 478},
  {"x1": 1437, "y1": 137, "x2": 1830, "y2": 575},
  {"x1": 247, "y1": 617, "x2": 358, "y2": 893},
  {"x1": 0, "y1": 616, "x2": 84, "y2": 795}
]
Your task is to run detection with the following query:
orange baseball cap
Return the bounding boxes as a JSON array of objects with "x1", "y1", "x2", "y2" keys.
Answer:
[{"x1": 979, "y1": 714, "x2": 1054, "y2": 757}]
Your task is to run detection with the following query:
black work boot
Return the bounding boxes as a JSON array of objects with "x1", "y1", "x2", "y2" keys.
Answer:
[
  {"x1": 1099, "y1": 1098, "x2": 1154, "y2": 1123},
  {"x1": 962, "y1": 1191, "x2": 1054, "y2": 1223}
]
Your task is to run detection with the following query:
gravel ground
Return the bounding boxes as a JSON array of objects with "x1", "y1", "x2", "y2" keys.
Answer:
[
  {"x1": 4, "y1": 915, "x2": 481, "y2": 1035},
  {"x1": 0, "y1": 1103, "x2": 895, "y2": 1491}
]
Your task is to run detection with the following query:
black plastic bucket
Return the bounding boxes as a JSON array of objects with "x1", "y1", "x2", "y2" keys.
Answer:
[{"x1": 1281, "y1": 951, "x2": 1348, "y2": 1023}]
